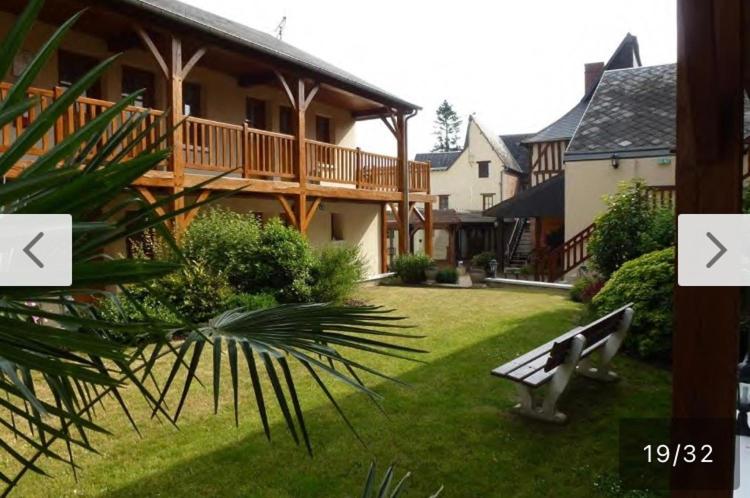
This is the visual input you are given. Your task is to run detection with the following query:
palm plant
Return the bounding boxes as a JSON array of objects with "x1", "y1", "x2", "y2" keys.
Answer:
[{"x1": 0, "y1": 1, "x2": 425, "y2": 494}]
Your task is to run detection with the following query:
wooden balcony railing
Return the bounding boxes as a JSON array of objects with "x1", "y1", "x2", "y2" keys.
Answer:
[
  {"x1": 1, "y1": 82, "x2": 430, "y2": 195},
  {"x1": 535, "y1": 223, "x2": 595, "y2": 282},
  {"x1": 0, "y1": 83, "x2": 166, "y2": 162}
]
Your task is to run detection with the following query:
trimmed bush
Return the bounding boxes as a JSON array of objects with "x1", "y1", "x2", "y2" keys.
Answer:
[
  {"x1": 310, "y1": 245, "x2": 366, "y2": 303},
  {"x1": 250, "y1": 218, "x2": 315, "y2": 302},
  {"x1": 156, "y1": 261, "x2": 234, "y2": 323},
  {"x1": 588, "y1": 179, "x2": 674, "y2": 278},
  {"x1": 435, "y1": 267, "x2": 459, "y2": 284},
  {"x1": 183, "y1": 210, "x2": 315, "y2": 303},
  {"x1": 393, "y1": 253, "x2": 432, "y2": 284},
  {"x1": 181, "y1": 207, "x2": 261, "y2": 292},
  {"x1": 591, "y1": 247, "x2": 674, "y2": 361}
]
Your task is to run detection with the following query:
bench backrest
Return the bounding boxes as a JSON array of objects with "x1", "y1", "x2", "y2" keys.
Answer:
[{"x1": 543, "y1": 303, "x2": 634, "y2": 372}]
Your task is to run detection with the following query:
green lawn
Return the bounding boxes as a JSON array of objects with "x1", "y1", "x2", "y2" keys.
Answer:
[{"x1": 5, "y1": 286, "x2": 671, "y2": 497}]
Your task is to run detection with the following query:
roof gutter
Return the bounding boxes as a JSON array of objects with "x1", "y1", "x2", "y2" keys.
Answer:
[{"x1": 565, "y1": 147, "x2": 675, "y2": 162}]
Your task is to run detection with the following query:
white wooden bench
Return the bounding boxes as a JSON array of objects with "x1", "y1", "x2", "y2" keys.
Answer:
[{"x1": 491, "y1": 303, "x2": 634, "y2": 423}]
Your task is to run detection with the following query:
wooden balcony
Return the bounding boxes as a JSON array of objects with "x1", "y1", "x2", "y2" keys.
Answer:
[{"x1": 0, "y1": 83, "x2": 432, "y2": 201}]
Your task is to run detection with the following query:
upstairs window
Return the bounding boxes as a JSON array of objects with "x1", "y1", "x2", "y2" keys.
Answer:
[
  {"x1": 482, "y1": 193, "x2": 496, "y2": 210},
  {"x1": 183, "y1": 82, "x2": 202, "y2": 117},
  {"x1": 438, "y1": 195, "x2": 449, "y2": 210},
  {"x1": 478, "y1": 161, "x2": 490, "y2": 178},
  {"x1": 279, "y1": 106, "x2": 294, "y2": 134},
  {"x1": 58, "y1": 50, "x2": 101, "y2": 99},
  {"x1": 121, "y1": 66, "x2": 155, "y2": 108},
  {"x1": 246, "y1": 98, "x2": 267, "y2": 130},
  {"x1": 315, "y1": 115, "x2": 332, "y2": 143}
]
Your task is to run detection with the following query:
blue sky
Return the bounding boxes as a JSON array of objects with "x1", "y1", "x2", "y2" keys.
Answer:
[{"x1": 182, "y1": 0, "x2": 677, "y2": 156}]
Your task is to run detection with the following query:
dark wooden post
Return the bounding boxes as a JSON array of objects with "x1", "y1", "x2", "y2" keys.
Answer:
[
  {"x1": 380, "y1": 203, "x2": 388, "y2": 273},
  {"x1": 396, "y1": 112, "x2": 409, "y2": 255},
  {"x1": 497, "y1": 220, "x2": 505, "y2": 273},
  {"x1": 424, "y1": 201, "x2": 434, "y2": 257},
  {"x1": 674, "y1": 0, "x2": 743, "y2": 494}
]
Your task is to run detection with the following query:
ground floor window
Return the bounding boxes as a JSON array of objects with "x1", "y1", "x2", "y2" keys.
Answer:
[
  {"x1": 482, "y1": 193, "x2": 496, "y2": 210},
  {"x1": 438, "y1": 195, "x2": 449, "y2": 210}
]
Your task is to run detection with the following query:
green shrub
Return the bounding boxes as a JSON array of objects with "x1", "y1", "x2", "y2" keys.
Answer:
[
  {"x1": 250, "y1": 218, "x2": 315, "y2": 302},
  {"x1": 570, "y1": 275, "x2": 604, "y2": 303},
  {"x1": 183, "y1": 210, "x2": 315, "y2": 303},
  {"x1": 435, "y1": 267, "x2": 459, "y2": 284},
  {"x1": 182, "y1": 208, "x2": 261, "y2": 292},
  {"x1": 223, "y1": 292, "x2": 278, "y2": 311},
  {"x1": 97, "y1": 286, "x2": 177, "y2": 326},
  {"x1": 158, "y1": 261, "x2": 234, "y2": 323},
  {"x1": 310, "y1": 245, "x2": 366, "y2": 303},
  {"x1": 591, "y1": 247, "x2": 674, "y2": 361},
  {"x1": 471, "y1": 251, "x2": 495, "y2": 273},
  {"x1": 588, "y1": 179, "x2": 674, "y2": 278},
  {"x1": 393, "y1": 253, "x2": 432, "y2": 284}
]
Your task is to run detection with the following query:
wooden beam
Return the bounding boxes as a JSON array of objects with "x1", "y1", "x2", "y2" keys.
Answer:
[
  {"x1": 180, "y1": 47, "x2": 207, "y2": 79},
  {"x1": 673, "y1": 0, "x2": 743, "y2": 493},
  {"x1": 380, "y1": 115, "x2": 398, "y2": 138},
  {"x1": 294, "y1": 79, "x2": 307, "y2": 187},
  {"x1": 303, "y1": 83, "x2": 320, "y2": 110},
  {"x1": 276, "y1": 194, "x2": 298, "y2": 228},
  {"x1": 388, "y1": 202, "x2": 401, "y2": 226},
  {"x1": 296, "y1": 193, "x2": 308, "y2": 234},
  {"x1": 134, "y1": 26, "x2": 168, "y2": 79},
  {"x1": 380, "y1": 203, "x2": 388, "y2": 273},
  {"x1": 352, "y1": 107, "x2": 395, "y2": 121},
  {"x1": 302, "y1": 196, "x2": 322, "y2": 232},
  {"x1": 136, "y1": 187, "x2": 167, "y2": 218},
  {"x1": 274, "y1": 70, "x2": 297, "y2": 110},
  {"x1": 184, "y1": 190, "x2": 211, "y2": 227},
  {"x1": 168, "y1": 36, "x2": 186, "y2": 233}
]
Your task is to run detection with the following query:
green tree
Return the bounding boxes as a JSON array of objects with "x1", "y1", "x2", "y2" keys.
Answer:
[
  {"x1": 432, "y1": 100, "x2": 462, "y2": 152},
  {"x1": 0, "y1": 2, "x2": 423, "y2": 493}
]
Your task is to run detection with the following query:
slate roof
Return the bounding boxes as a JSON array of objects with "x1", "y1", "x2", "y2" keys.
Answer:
[
  {"x1": 415, "y1": 151, "x2": 463, "y2": 171},
  {"x1": 484, "y1": 173, "x2": 565, "y2": 219},
  {"x1": 116, "y1": 0, "x2": 419, "y2": 110},
  {"x1": 524, "y1": 33, "x2": 641, "y2": 144},
  {"x1": 498, "y1": 134, "x2": 533, "y2": 174},
  {"x1": 567, "y1": 64, "x2": 676, "y2": 158}
]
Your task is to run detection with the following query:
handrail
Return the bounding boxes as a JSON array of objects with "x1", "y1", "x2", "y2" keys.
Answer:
[
  {"x1": 1, "y1": 81, "x2": 430, "y2": 194},
  {"x1": 506, "y1": 218, "x2": 527, "y2": 263},
  {"x1": 535, "y1": 223, "x2": 595, "y2": 282}
]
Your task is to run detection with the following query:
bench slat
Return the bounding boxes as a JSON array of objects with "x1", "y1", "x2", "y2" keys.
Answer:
[
  {"x1": 521, "y1": 333, "x2": 613, "y2": 387},
  {"x1": 491, "y1": 327, "x2": 583, "y2": 377}
]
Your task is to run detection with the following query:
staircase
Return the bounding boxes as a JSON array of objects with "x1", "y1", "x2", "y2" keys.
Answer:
[
  {"x1": 535, "y1": 224, "x2": 595, "y2": 282},
  {"x1": 507, "y1": 223, "x2": 533, "y2": 268}
]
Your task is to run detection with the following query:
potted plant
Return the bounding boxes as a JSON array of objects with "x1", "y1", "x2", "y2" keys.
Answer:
[{"x1": 470, "y1": 251, "x2": 495, "y2": 283}]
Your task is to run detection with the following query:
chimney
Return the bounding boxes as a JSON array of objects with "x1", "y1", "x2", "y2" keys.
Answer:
[{"x1": 584, "y1": 62, "x2": 605, "y2": 95}]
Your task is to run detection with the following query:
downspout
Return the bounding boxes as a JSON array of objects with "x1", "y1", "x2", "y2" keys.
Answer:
[{"x1": 402, "y1": 109, "x2": 418, "y2": 253}]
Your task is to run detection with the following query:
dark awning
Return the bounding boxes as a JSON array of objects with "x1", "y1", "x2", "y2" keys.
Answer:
[{"x1": 484, "y1": 173, "x2": 564, "y2": 218}]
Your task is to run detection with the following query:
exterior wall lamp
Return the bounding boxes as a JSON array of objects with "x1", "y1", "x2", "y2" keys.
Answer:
[{"x1": 610, "y1": 154, "x2": 620, "y2": 169}]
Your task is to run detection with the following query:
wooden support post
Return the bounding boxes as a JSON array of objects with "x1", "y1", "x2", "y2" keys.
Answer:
[
  {"x1": 167, "y1": 36, "x2": 186, "y2": 234},
  {"x1": 396, "y1": 111, "x2": 409, "y2": 255},
  {"x1": 497, "y1": 220, "x2": 505, "y2": 273},
  {"x1": 673, "y1": 0, "x2": 743, "y2": 494},
  {"x1": 296, "y1": 192, "x2": 308, "y2": 235},
  {"x1": 380, "y1": 203, "x2": 388, "y2": 273},
  {"x1": 424, "y1": 201, "x2": 433, "y2": 258}
]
